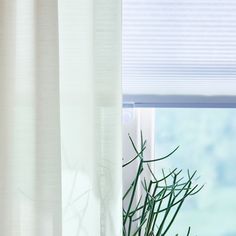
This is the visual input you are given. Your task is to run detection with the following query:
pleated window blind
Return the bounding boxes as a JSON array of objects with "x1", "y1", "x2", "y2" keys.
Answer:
[{"x1": 123, "y1": 0, "x2": 236, "y2": 105}]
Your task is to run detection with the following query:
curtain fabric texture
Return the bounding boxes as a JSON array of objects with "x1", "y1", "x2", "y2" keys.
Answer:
[
  {"x1": 0, "y1": 0, "x2": 121, "y2": 235},
  {"x1": 59, "y1": 0, "x2": 122, "y2": 236}
]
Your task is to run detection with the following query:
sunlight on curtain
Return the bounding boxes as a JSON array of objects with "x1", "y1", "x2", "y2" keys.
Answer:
[
  {"x1": 0, "y1": 0, "x2": 61, "y2": 235},
  {"x1": 59, "y1": 0, "x2": 122, "y2": 235}
]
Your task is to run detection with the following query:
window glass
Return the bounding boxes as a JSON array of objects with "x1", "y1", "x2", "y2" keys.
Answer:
[{"x1": 155, "y1": 108, "x2": 236, "y2": 236}]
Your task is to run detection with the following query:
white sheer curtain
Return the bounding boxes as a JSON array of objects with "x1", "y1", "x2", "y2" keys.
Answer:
[
  {"x1": 0, "y1": 0, "x2": 61, "y2": 235},
  {"x1": 0, "y1": 0, "x2": 122, "y2": 235},
  {"x1": 59, "y1": 0, "x2": 122, "y2": 236}
]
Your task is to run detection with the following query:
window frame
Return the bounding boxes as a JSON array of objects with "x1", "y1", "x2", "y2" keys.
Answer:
[
  {"x1": 122, "y1": 96, "x2": 236, "y2": 217},
  {"x1": 123, "y1": 95, "x2": 236, "y2": 108}
]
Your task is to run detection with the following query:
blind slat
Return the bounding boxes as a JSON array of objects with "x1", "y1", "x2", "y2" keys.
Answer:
[{"x1": 123, "y1": 0, "x2": 236, "y2": 99}]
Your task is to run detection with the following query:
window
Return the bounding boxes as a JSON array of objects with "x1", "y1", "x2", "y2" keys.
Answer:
[
  {"x1": 155, "y1": 108, "x2": 236, "y2": 235},
  {"x1": 122, "y1": 0, "x2": 236, "y2": 235},
  {"x1": 123, "y1": 108, "x2": 236, "y2": 235}
]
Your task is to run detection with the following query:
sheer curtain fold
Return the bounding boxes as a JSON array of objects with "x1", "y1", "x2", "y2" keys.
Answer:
[
  {"x1": 0, "y1": 0, "x2": 61, "y2": 235},
  {"x1": 59, "y1": 0, "x2": 122, "y2": 235},
  {"x1": 0, "y1": 0, "x2": 121, "y2": 235}
]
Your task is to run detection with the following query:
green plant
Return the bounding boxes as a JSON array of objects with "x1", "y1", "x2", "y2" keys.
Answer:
[{"x1": 123, "y1": 132, "x2": 203, "y2": 236}]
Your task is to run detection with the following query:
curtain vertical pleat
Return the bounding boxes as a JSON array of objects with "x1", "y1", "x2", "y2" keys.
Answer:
[
  {"x1": 0, "y1": 0, "x2": 121, "y2": 235},
  {"x1": 59, "y1": 0, "x2": 122, "y2": 235},
  {"x1": 0, "y1": 0, "x2": 61, "y2": 235}
]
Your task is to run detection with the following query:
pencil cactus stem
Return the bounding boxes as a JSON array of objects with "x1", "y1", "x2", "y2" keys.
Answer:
[{"x1": 123, "y1": 132, "x2": 203, "y2": 236}]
